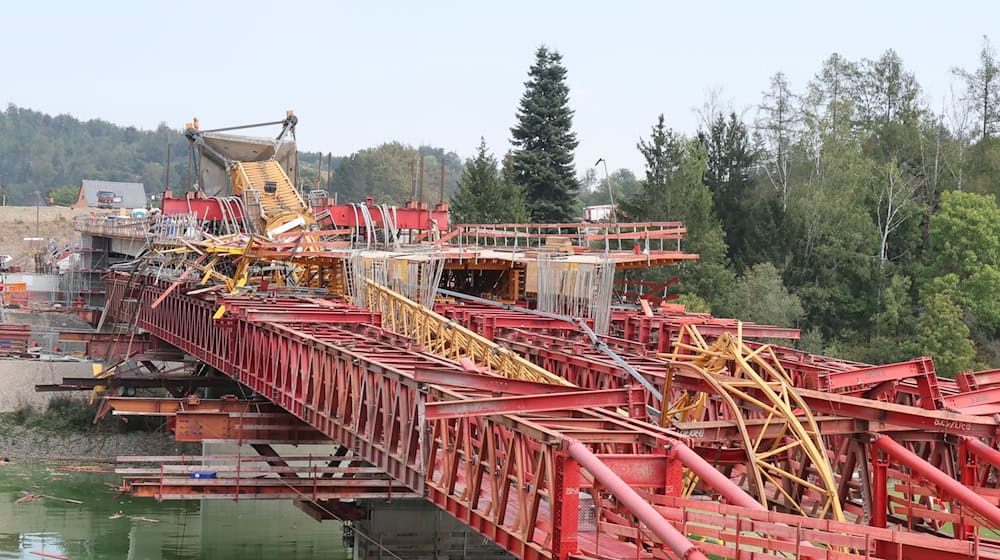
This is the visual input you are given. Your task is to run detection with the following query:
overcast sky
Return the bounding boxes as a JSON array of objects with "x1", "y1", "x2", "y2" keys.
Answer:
[{"x1": 3, "y1": 1, "x2": 996, "y2": 175}]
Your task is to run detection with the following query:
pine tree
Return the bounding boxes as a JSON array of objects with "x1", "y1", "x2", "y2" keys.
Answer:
[
  {"x1": 623, "y1": 114, "x2": 735, "y2": 307},
  {"x1": 699, "y1": 112, "x2": 757, "y2": 269},
  {"x1": 450, "y1": 139, "x2": 527, "y2": 224},
  {"x1": 510, "y1": 46, "x2": 580, "y2": 223}
]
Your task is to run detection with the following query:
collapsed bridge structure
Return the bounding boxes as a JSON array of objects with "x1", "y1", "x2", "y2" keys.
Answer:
[{"x1": 54, "y1": 114, "x2": 1000, "y2": 559}]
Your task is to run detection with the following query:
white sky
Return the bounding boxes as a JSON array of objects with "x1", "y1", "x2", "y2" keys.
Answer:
[{"x1": 2, "y1": 1, "x2": 996, "y2": 175}]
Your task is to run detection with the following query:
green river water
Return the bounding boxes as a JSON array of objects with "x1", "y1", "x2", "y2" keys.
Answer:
[{"x1": 0, "y1": 461, "x2": 350, "y2": 560}]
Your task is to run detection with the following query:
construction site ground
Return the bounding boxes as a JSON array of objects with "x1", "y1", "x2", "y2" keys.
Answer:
[{"x1": 0, "y1": 206, "x2": 90, "y2": 266}]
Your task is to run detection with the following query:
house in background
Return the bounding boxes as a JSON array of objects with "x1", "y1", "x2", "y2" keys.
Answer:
[
  {"x1": 583, "y1": 204, "x2": 616, "y2": 223},
  {"x1": 71, "y1": 180, "x2": 147, "y2": 210}
]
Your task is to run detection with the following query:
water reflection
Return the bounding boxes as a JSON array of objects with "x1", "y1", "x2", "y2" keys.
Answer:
[{"x1": 0, "y1": 462, "x2": 348, "y2": 560}]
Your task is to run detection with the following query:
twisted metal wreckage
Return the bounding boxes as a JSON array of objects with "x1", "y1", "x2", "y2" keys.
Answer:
[{"x1": 54, "y1": 113, "x2": 1000, "y2": 559}]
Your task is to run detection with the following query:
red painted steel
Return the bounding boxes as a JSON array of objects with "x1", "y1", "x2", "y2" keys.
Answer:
[
  {"x1": 873, "y1": 435, "x2": 1000, "y2": 528},
  {"x1": 160, "y1": 195, "x2": 449, "y2": 231},
  {"x1": 161, "y1": 196, "x2": 243, "y2": 221},
  {"x1": 104, "y1": 274, "x2": 714, "y2": 559},
  {"x1": 566, "y1": 440, "x2": 707, "y2": 560},
  {"x1": 99, "y1": 272, "x2": 1000, "y2": 558}
]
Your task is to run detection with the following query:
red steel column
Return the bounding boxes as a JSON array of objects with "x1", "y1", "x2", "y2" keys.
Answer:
[
  {"x1": 873, "y1": 435, "x2": 1000, "y2": 528},
  {"x1": 551, "y1": 452, "x2": 580, "y2": 560},
  {"x1": 962, "y1": 435, "x2": 1000, "y2": 471},
  {"x1": 566, "y1": 440, "x2": 707, "y2": 560},
  {"x1": 871, "y1": 443, "x2": 888, "y2": 529},
  {"x1": 958, "y1": 438, "x2": 978, "y2": 540}
]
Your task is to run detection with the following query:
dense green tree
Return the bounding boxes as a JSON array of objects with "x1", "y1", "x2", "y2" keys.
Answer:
[
  {"x1": 916, "y1": 291, "x2": 977, "y2": 378},
  {"x1": 698, "y1": 112, "x2": 758, "y2": 269},
  {"x1": 784, "y1": 136, "x2": 879, "y2": 338},
  {"x1": 580, "y1": 168, "x2": 641, "y2": 208},
  {"x1": 721, "y1": 263, "x2": 804, "y2": 327},
  {"x1": 862, "y1": 274, "x2": 920, "y2": 364},
  {"x1": 0, "y1": 105, "x2": 466, "y2": 207},
  {"x1": 450, "y1": 139, "x2": 528, "y2": 224},
  {"x1": 330, "y1": 142, "x2": 462, "y2": 205},
  {"x1": 509, "y1": 46, "x2": 580, "y2": 222},
  {"x1": 49, "y1": 185, "x2": 78, "y2": 206},
  {"x1": 0, "y1": 106, "x2": 189, "y2": 203},
  {"x1": 960, "y1": 265, "x2": 1000, "y2": 335},
  {"x1": 672, "y1": 293, "x2": 712, "y2": 314},
  {"x1": 627, "y1": 115, "x2": 684, "y2": 218},
  {"x1": 964, "y1": 138, "x2": 1000, "y2": 195},
  {"x1": 624, "y1": 115, "x2": 735, "y2": 306},
  {"x1": 930, "y1": 190, "x2": 1000, "y2": 276},
  {"x1": 804, "y1": 53, "x2": 860, "y2": 141}
]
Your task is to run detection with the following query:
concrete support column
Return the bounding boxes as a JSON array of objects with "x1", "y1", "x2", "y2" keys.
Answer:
[{"x1": 353, "y1": 499, "x2": 512, "y2": 560}]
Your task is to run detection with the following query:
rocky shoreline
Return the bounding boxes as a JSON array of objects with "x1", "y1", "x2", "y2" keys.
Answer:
[{"x1": 0, "y1": 420, "x2": 200, "y2": 461}]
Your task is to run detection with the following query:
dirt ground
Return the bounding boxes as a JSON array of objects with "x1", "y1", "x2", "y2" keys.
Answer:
[{"x1": 0, "y1": 206, "x2": 91, "y2": 267}]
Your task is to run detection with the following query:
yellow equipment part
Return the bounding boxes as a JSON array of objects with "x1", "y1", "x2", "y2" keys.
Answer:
[
  {"x1": 364, "y1": 280, "x2": 573, "y2": 387},
  {"x1": 230, "y1": 160, "x2": 316, "y2": 236},
  {"x1": 661, "y1": 324, "x2": 845, "y2": 523}
]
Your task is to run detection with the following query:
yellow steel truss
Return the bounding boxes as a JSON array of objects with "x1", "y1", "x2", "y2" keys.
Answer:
[
  {"x1": 661, "y1": 324, "x2": 845, "y2": 522},
  {"x1": 364, "y1": 281, "x2": 573, "y2": 387}
]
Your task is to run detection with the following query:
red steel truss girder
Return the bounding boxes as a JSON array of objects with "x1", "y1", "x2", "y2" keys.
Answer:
[
  {"x1": 423, "y1": 387, "x2": 646, "y2": 421},
  {"x1": 57, "y1": 331, "x2": 176, "y2": 360},
  {"x1": 434, "y1": 304, "x2": 581, "y2": 340},
  {"x1": 104, "y1": 274, "x2": 708, "y2": 560},
  {"x1": 323, "y1": 203, "x2": 449, "y2": 231},
  {"x1": 421, "y1": 401, "x2": 701, "y2": 559},
  {"x1": 124, "y1": 477, "x2": 416, "y2": 500},
  {"x1": 496, "y1": 329, "x2": 1000, "y2": 440},
  {"x1": 493, "y1": 328, "x2": 1000, "y2": 538},
  {"x1": 160, "y1": 196, "x2": 449, "y2": 231},
  {"x1": 818, "y1": 357, "x2": 934, "y2": 391},
  {"x1": 499, "y1": 326, "x2": 1000, "y2": 531},
  {"x1": 674, "y1": 416, "x2": 880, "y2": 443},
  {"x1": 413, "y1": 367, "x2": 569, "y2": 395},
  {"x1": 102, "y1": 272, "x2": 1000, "y2": 558},
  {"x1": 944, "y1": 385, "x2": 1000, "y2": 411},
  {"x1": 814, "y1": 356, "x2": 945, "y2": 411},
  {"x1": 619, "y1": 314, "x2": 800, "y2": 355},
  {"x1": 161, "y1": 196, "x2": 243, "y2": 221},
  {"x1": 958, "y1": 369, "x2": 1000, "y2": 392},
  {"x1": 613, "y1": 311, "x2": 872, "y2": 380},
  {"x1": 221, "y1": 295, "x2": 382, "y2": 325}
]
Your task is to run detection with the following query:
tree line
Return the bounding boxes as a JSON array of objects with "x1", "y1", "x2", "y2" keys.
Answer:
[
  {"x1": 453, "y1": 39, "x2": 1000, "y2": 376},
  {"x1": 4, "y1": 38, "x2": 1000, "y2": 375},
  {"x1": 0, "y1": 105, "x2": 463, "y2": 207}
]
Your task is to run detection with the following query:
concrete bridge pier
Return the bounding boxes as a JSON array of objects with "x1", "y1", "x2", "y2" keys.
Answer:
[{"x1": 353, "y1": 499, "x2": 512, "y2": 560}]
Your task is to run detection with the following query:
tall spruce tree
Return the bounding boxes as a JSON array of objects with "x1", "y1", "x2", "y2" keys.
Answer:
[
  {"x1": 699, "y1": 112, "x2": 757, "y2": 269},
  {"x1": 510, "y1": 46, "x2": 580, "y2": 223},
  {"x1": 450, "y1": 138, "x2": 527, "y2": 224}
]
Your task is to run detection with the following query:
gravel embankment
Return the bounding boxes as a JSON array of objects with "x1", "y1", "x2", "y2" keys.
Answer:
[{"x1": 0, "y1": 421, "x2": 200, "y2": 461}]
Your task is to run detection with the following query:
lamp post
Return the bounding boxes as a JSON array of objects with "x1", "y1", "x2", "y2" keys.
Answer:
[{"x1": 593, "y1": 158, "x2": 616, "y2": 222}]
